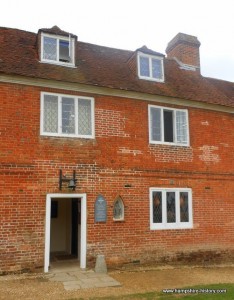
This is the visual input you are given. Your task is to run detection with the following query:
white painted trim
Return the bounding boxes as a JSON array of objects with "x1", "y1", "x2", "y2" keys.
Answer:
[
  {"x1": 44, "y1": 193, "x2": 87, "y2": 272},
  {"x1": 41, "y1": 32, "x2": 75, "y2": 67},
  {"x1": 173, "y1": 57, "x2": 199, "y2": 71},
  {"x1": 44, "y1": 195, "x2": 51, "y2": 272},
  {"x1": 137, "y1": 52, "x2": 165, "y2": 82},
  {"x1": 40, "y1": 92, "x2": 95, "y2": 139},
  {"x1": 80, "y1": 195, "x2": 87, "y2": 269},
  {"x1": 149, "y1": 188, "x2": 193, "y2": 230},
  {"x1": 148, "y1": 104, "x2": 190, "y2": 146},
  {"x1": 39, "y1": 60, "x2": 77, "y2": 69},
  {"x1": 0, "y1": 74, "x2": 233, "y2": 114}
]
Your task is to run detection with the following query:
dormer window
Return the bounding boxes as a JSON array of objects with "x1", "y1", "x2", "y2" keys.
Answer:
[
  {"x1": 41, "y1": 33, "x2": 75, "y2": 66},
  {"x1": 138, "y1": 52, "x2": 164, "y2": 82}
]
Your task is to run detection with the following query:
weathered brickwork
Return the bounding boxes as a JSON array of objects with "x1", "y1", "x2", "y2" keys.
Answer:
[
  {"x1": 0, "y1": 82, "x2": 233, "y2": 273},
  {"x1": 166, "y1": 33, "x2": 201, "y2": 69},
  {"x1": 96, "y1": 108, "x2": 130, "y2": 138},
  {"x1": 148, "y1": 145, "x2": 193, "y2": 162}
]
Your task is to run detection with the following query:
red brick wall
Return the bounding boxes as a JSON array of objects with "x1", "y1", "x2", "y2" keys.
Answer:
[
  {"x1": 167, "y1": 43, "x2": 200, "y2": 68},
  {"x1": 0, "y1": 82, "x2": 233, "y2": 272}
]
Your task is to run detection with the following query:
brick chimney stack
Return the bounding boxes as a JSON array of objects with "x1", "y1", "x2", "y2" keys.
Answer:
[{"x1": 166, "y1": 33, "x2": 201, "y2": 72}]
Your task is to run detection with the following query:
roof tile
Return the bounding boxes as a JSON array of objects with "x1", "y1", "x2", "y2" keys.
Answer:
[
  {"x1": 0, "y1": 27, "x2": 233, "y2": 108},
  {"x1": 38, "y1": 25, "x2": 77, "y2": 38}
]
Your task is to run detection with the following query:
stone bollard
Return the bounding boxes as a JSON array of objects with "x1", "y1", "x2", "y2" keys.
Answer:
[{"x1": 95, "y1": 254, "x2": 107, "y2": 273}]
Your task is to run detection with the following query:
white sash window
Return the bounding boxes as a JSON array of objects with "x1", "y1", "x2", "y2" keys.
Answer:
[
  {"x1": 149, "y1": 105, "x2": 189, "y2": 146},
  {"x1": 41, "y1": 33, "x2": 75, "y2": 67},
  {"x1": 41, "y1": 92, "x2": 94, "y2": 139},
  {"x1": 138, "y1": 52, "x2": 164, "y2": 82}
]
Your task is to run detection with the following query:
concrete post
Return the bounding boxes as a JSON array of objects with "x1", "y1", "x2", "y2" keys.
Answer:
[{"x1": 95, "y1": 254, "x2": 107, "y2": 273}]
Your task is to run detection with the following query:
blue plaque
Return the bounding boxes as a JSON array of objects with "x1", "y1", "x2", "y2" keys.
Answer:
[{"x1": 95, "y1": 195, "x2": 107, "y2": 222}]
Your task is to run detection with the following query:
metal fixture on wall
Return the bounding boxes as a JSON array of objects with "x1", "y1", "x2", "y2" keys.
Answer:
[
  {"x1": 59, "y1": 169, "x2": 77, "y2": 190},
  {"x1": 124, "y1": 184, "x2": 132, "y2": 188}
]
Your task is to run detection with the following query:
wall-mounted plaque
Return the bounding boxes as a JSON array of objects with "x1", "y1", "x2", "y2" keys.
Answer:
[{"x1": 95, "y1": 195, "x2": 107, "y2": 222}]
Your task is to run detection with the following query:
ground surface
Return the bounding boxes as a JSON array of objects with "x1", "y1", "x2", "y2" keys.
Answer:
[{"x1": 0, "y1": 264, "x2": 234, "y2": 300}]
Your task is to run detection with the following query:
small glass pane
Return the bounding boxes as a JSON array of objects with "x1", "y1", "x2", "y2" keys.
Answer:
[
  {"x1": 167, "y1": 192, "x2": 175, "y2": 223},
  {"x1": 176, "y1": 111, "x2": 188, "y2": 144},
  {"x1": 153, "y1": 192, "x2": 162, "y2": 223},
  {"x1": 59, "y1": 40, "x2": 70, "y2": 62},
  {"x1": 140, "y1": 56, "x2": 150, "y2": 77},
  {"x1": 152, "y1": 58, "x2": 162, "y2": 79},
  {"x1": 62, "y1": 97, "x2": 75, "y2": 134},
  {"x1": 113, "y1": 197, "x2": 124, "y2": 220},
  {"x1": 44, "y1": 95, "x2": 58, "y2": 133},
  {"x1": 43, "y1": 37, "x2": 57, "y2": 61},
  {"x1": 151, "y1": 107, "x2": 161, "y2": 141},
  {"x1": 78, "y1": 99, "x2": 92, "y2": 136},
  {"x1": 180, "y1": 192, "x2": 189, "y2": 222}
]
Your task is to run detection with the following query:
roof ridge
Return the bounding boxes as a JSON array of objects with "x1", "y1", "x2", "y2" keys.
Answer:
[{"x1": 0, "y1": 26, "x2": 233, "y2": 108}]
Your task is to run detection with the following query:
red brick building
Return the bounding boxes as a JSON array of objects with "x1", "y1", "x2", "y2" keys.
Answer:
[{"x1": 0, "y1": 26, "x2": 233, "y2": 273}]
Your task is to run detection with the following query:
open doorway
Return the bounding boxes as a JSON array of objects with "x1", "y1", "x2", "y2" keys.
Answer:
[
  {"x1": 50, "y1": 198, "x2": 81, "y2": 262},
  {"x1": 44, "y1": 193, "x2": 87, "y2": 272}
]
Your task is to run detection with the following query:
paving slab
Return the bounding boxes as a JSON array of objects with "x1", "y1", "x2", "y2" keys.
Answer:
[
  {"x1": 47, "y1": 265, "x2": 121, "y2": 291},
  {"x1": 49, "y1": 272, "x2": 77, "y2": 282},
  {"x1": 63, "y1": 280, "x2": 82, "y2": 290}
]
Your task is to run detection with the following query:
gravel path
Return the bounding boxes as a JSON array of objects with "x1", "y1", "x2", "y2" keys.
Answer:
[{"x1": 0, "y1": 265, "x2": 234, "y2": 300}]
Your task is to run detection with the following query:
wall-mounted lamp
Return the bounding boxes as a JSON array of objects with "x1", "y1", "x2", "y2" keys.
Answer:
[{"x1": 59, "y1": 169, "x2": 77, "y2": 191}]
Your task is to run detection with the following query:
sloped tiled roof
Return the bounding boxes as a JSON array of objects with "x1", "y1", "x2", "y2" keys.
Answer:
[
  {"x1": 38, "y1": 25, "x2": 77, "y2": 38},
  {"x1": 0, "y1": 26, "x2": 233, "y2": 108},
  {"x1": 136, "y1": 45, "x2": 165, "y2": 57}
]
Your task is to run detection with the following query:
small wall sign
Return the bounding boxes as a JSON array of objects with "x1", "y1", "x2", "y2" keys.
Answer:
[{"x1": 95, "y1": 195, "x2": 107, "y2": 222}]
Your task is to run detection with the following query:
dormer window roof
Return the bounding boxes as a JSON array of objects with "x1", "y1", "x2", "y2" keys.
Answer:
[
  {"x1": 39, "y1": 26, "x2": 76, "y2": 67},
  {"x1": 137, "y1": 46, "x2": 165, "y2": 82}
]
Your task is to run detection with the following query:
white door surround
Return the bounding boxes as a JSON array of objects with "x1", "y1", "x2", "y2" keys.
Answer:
[{"x1": 44, "y1": 193, "x2": 87, "y2": 272}]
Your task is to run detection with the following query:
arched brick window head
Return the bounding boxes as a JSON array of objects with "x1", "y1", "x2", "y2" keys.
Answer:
[{"x1": 113, "y1": 196, "x2": 124, "y2": 221}]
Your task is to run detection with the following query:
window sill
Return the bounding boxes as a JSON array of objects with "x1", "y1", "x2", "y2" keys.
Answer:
[
  {"x1": 138, "y1": 75, "x2": 164, "y2": 83},
  {"x1": 149, "y1": 141, "x2": 190, "y2": 147},
  {"x1": 40, "y1": 133, "x2": 95, "y2": 139},
  {"x1": 40, "y1": 60, "x2": 76, "y2": 68},
  {"x1": 150, "y1": 224, "x2": 193, "y2": 230}
]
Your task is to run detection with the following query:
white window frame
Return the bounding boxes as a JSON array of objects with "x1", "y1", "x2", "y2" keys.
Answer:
[
  {"x1": 137, "y1": 52, "x2": 164, "y2": 82},
  {"x1": 41, "y1": 33, "x2": 75, "y2": 67},
  {"x1": 149, "y1": 188, "x2": 193, "y2": 230},
  {"x1": 148, "y1": 104, "x2": 190, "y2": 146},
  {"x1": 40, "y1": 92, "x2": 95, "y2": 139}
]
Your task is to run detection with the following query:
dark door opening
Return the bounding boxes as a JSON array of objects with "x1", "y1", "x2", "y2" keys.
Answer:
[
  {"x1": 50, "y1": 197, "x2": 81, "y2": 262},
  {"x1": 71, "y1": 199, "x2": 78, "y2": 257}
]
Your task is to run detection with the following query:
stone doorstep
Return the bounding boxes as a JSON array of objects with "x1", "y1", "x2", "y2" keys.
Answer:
[
  {"x1": 84, "y1": 272, "x2": 108, "y2": 278},
  {"x1": 49, "y1": 273, "x2": 77, "y2": 282},
  {"x1": 63, "y1": 280, "x2": 82, "y2": 286},
  {"x1": 63, "y1": 280, "x2": 120, "y2": 290},
  {"x1": 48, "y1": 270, "x2": 121, "y2": 290},
  {"x1": 68, "y1": 272, "x2": 88, "y2": 279},
  {"x1": 63, "y1": 283, "x2": 82, "y2": 291},
  {"x1": 99, "y1": 276, "x2": 120, "y2": 283},
  {"x1": 80, "y1": 278, "x2": 104, "y2": 285},
  {"x1": 63, "y1": 281, "x2": 121, "y2": 291}
]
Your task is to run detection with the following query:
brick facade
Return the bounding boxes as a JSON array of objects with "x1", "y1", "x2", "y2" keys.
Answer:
[
  {"x1": 166, "y1": 33, "x2": 201, "y2": 69},
  {"x1": 0, "y1": 26, "x2": 233, "y2": 273},
  {"x1": 0, "y1": 80, "x2": 233, "y2": 273}
]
